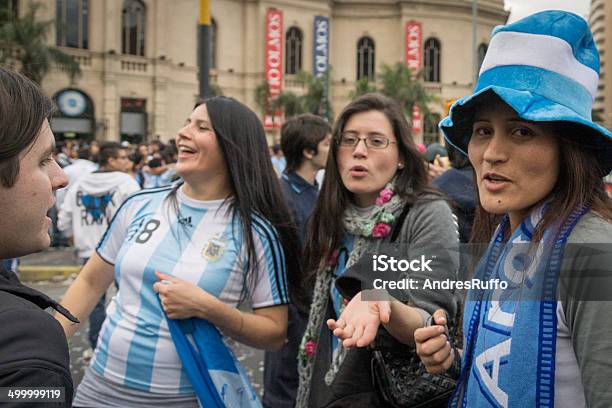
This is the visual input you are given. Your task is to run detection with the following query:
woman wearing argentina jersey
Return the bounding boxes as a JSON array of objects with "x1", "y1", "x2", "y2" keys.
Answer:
[
  {"x1": 295, "y1": 93, "x2": 459, "y2": 407},
  {"x1": 415, "y1": 11, "x2": 612, "y2": 408},
  {"x1": 56, "y1": 96, "x2": 302, "y2": 407}
]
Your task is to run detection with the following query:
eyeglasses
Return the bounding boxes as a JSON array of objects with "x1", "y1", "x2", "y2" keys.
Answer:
[{"x1": 337, "y1": 133, "x2": 397, "y2": 149}]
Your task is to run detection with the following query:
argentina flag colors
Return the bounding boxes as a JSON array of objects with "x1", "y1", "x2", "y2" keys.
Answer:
[
  {"x1": 440, "y1": 10, "x2": 612, "y2": 176},
  {"x1": 92, "y1": 185, "x2": 287, "y2": 406}
]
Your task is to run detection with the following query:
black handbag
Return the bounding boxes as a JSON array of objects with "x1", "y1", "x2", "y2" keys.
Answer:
[
  {"x1": 369, "y1": 326, "x2": 459, "y2": 408},
  {"x1": 369, "y1": 204, "x2": 460, "y2": 408}
]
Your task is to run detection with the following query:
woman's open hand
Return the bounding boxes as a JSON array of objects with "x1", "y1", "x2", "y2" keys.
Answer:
[{"x1": 326, "y1": 290, "x2": 391, "y2": 348}]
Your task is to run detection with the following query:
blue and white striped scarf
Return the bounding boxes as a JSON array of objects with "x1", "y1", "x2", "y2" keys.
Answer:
[
  {"x1": 166, "y1": 317, "x2": 262, "y2": 408},
  {"x1": 451, "y1": 203, "x2": 588, "y2": 408}
]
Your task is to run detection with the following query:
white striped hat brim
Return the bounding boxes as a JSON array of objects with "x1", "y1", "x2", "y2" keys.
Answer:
[
  {"x1": 439, "y1": 10, "x2": 612, "y2": 176},
  {"x1": 440, "y1": 87, "x2": 612, "y2": 176}
]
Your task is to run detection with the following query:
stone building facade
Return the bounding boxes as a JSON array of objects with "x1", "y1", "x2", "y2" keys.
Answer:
[
  {"x1": 590, "y1": 0, "x2": 612, "y2": 130},
  {"x1": 9, "y1": 0, "x2": 509, "y2": 143}
]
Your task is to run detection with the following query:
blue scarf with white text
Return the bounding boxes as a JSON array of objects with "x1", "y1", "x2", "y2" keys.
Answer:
[{"x1": 450, "y1": 203, "x2": 588, "y2": 408}]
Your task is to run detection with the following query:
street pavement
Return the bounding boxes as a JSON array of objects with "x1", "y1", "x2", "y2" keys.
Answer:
[{"x1": 20, "y1": 248, "x2": 266, "y2": 397}]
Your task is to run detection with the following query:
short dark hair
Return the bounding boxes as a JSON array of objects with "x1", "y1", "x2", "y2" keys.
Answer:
[
  {"x1": 0, "y1": 67, "x2": 55, "y2": 188},
  {"x1": 98, "y1": 142, "x2": 123, "y2": 166},
  {"x1": 281, "y1": 114, "x2": 331, "y2": 172}
]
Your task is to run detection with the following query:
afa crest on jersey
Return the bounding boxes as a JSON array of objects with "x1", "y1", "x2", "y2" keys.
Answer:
[{"x1": 202, "y1": 234, "x2": 226, "y2": 261}]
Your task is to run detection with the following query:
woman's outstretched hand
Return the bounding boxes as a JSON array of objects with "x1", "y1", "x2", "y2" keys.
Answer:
[
  {"x1": 414, "y1": 309, "x2": 456, "y2": 374},
  {"x1": 327, "y1": 290, "x2": 391, "y2": 348}
]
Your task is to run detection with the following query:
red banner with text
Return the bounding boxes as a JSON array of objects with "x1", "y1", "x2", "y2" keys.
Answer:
[
  {"x1": 264, "y1": 9, "x2": 283, "y2": 129},
  {"x1": 405, "y1": 21, "x2": 422, "y2": 135}
]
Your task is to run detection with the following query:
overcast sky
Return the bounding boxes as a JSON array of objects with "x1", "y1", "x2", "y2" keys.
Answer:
[{"x1": 504, "y1": 0, "x2": 591, "y2": 22}]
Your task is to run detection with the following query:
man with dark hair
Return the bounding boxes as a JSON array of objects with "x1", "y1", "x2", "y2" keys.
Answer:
[
  {"x1": 278, "y1": 114, "x2": 331, "y2": 241},
  {"x1": 58, "y1": 142, "x2": 140, "y2": 351},
  {"x1": 0, "y1": 67, "x2": 78, "y2": 404},
  {"x1": 263, "y1": 114, "x2": 331, "y2": 408}
]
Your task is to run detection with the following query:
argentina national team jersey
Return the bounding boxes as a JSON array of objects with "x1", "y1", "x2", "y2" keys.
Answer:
[{"x1": 92, "y1": 184, "x2": 289, "y2": 394}]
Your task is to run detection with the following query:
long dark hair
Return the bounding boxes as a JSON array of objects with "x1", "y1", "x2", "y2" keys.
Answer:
[
  {"x1": 303, "y1": 93, "x2": 438, "y2": 282},
  {"x1": 168, "y1": 96, "x2": 304, "y2": 308},
  {"x1": 470, "y1": 123, "x2": 612, "y2": 245}
]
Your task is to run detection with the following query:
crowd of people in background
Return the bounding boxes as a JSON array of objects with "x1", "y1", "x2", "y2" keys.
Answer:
[{"x1": 49, "y1": 138, "x2": 179, "y2": 247}]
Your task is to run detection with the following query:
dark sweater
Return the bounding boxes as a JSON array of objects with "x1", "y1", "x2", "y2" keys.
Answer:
[
  {"x1": 432, "y1": 166, "x2": 475, "y2": 243},
  {"x1": 0, "y1": 265, "x2": 78, "y2": 407},
  {"x1": 263, "y1": 171, "x2": 317, "y2": 408}
]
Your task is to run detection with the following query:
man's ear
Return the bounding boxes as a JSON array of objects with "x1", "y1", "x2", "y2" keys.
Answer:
[{"x1": 303, "y1": 148, "x2": 315, "y2": 160}]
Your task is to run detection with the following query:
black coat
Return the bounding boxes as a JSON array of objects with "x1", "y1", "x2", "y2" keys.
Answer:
[{"x1": 0, "y1": 265, "x2": 78, "y2": 407}]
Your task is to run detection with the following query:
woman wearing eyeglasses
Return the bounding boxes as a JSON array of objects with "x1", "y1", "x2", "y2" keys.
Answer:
[{"x1": 295, "y1": 93, "x2": 459, "y2": 407}]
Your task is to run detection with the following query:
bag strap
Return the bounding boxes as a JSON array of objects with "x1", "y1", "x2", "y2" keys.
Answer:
[{"x1": 389, "y1": 203, "x2": 412, "y2": 243}]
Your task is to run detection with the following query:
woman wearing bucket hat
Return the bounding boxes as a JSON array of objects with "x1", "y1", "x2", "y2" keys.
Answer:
[{"x1": 415, "y1": 10, "x2": 612, "y2": 408}]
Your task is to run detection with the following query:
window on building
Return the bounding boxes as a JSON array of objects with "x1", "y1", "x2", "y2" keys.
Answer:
[
  {"x1": 423, "y1": 113, "x2": 441, "y2": 146},
  {"x1": 0, "y1": 0, "x2": 18, "y2": 22},
  {"x1": 122, "y1": 0, "x2": 145, "y2": 56},
  {"x1": 424, "y1": 38, "x2": 441, "y2": 82},
  {"x1": 477, "y1": 43, "x2": 488, "y2": 72},
  {"x1": 357, "y1": 36, "x2": 375, "y2": 81},
  {"x1": 56, "y1": 0, "x2": 89, "y2": 49},
  {"x1": 121, "y1": 98, "x2": 147, "y2": 143},
  {"x1": 285, "y1": 26, "x2": 303, "y2": 75}
]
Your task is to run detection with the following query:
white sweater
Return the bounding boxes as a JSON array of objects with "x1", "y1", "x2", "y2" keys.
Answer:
[{"x1": 58, "y1": 171, "x2": 140, "y2": 259}]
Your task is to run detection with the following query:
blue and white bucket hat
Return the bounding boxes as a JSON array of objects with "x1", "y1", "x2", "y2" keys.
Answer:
[{"x1": 440, "y1": 10, "x2": 612, "y2": 175}]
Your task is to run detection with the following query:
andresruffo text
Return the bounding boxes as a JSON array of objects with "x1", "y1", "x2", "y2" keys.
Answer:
[{"x1": 372, "y1": 278, "x2": 508, "y2": 291}]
